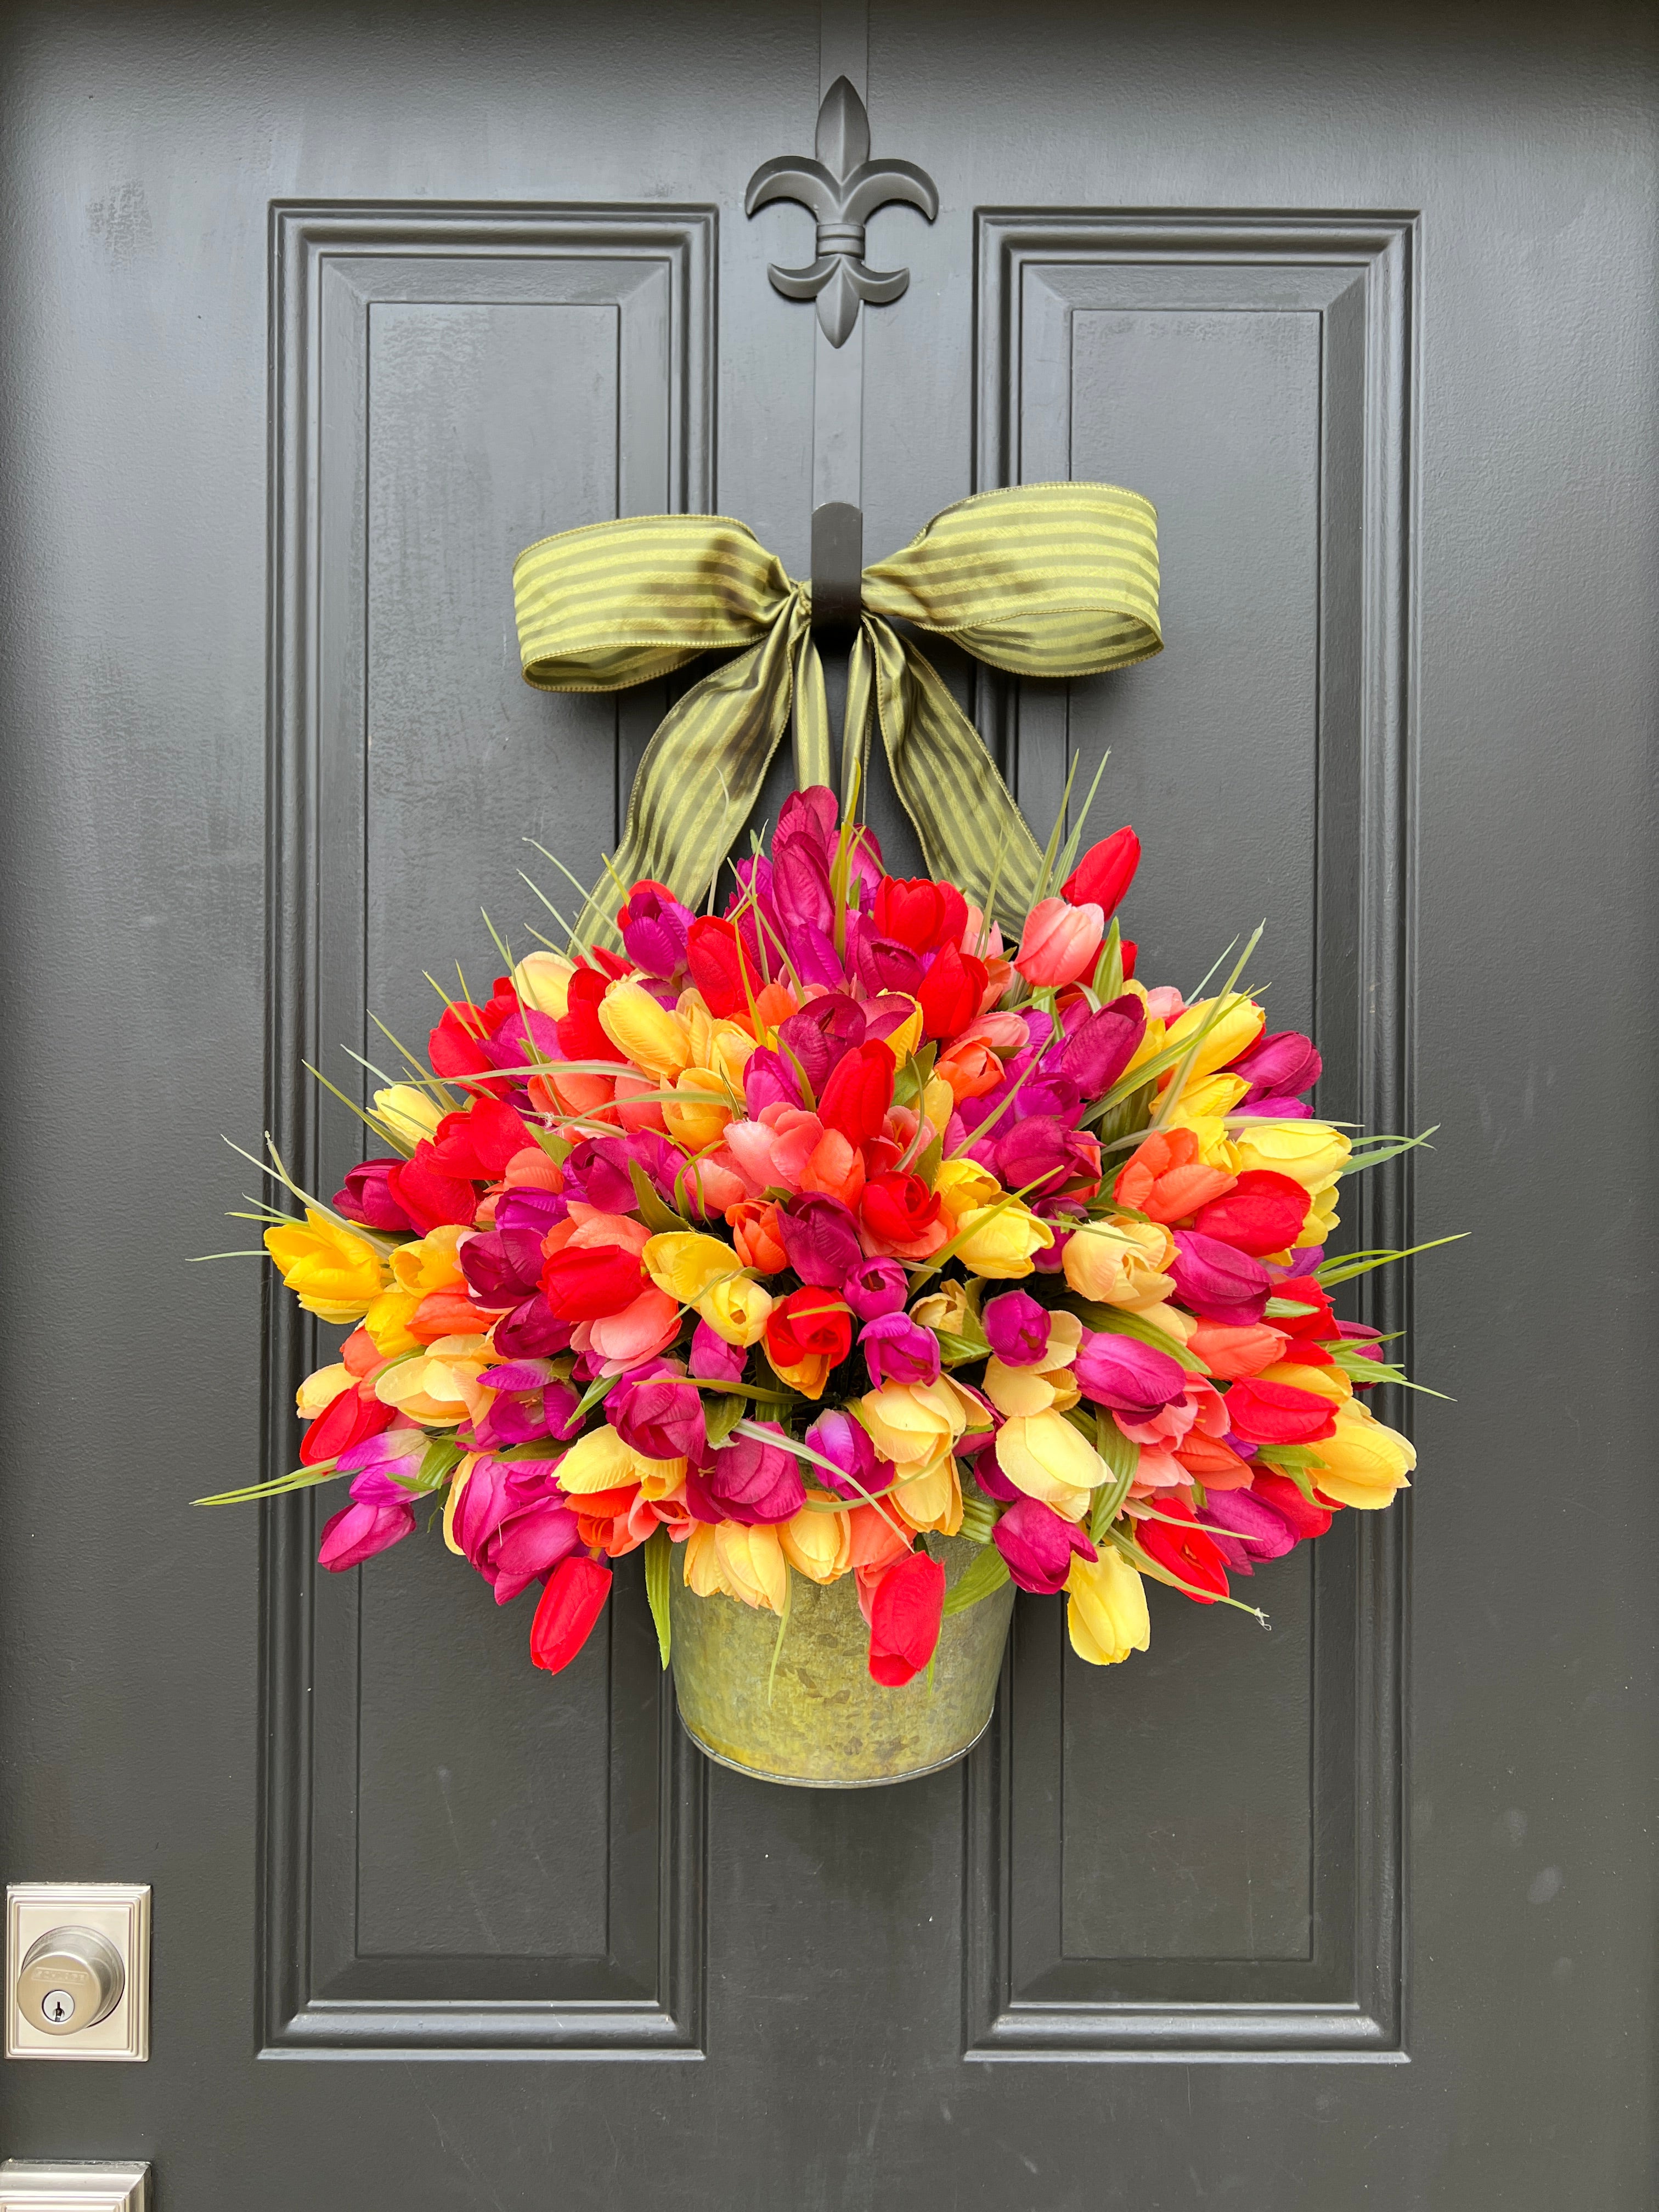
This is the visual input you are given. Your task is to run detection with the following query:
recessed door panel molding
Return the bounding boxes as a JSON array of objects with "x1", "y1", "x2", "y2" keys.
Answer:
[
  {"x1": 261, "y1": 205, "x2": 714, "y2": 2055},
  {"x1": 965, "y1": 211, "x2": 1417, "y2": 2058}
]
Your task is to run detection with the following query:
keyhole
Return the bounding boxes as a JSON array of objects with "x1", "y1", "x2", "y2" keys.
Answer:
[{"x1": 42, "y1": 1988, "x2": 76, "y2": 2024}]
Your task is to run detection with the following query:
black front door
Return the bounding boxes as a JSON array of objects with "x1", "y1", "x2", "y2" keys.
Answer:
[{"x1": 2, "y1": 3, "x2": 1654, "y2": 2205}]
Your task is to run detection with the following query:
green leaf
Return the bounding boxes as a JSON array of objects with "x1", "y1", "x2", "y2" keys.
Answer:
[
  {"x1": 629, "y1": 1159, "x2": 687, "y2": 1234},
  {"x1": 766, "y1": 1567, "x2": 793, "y2": 1704},
  {"x1": 704, "y1": 1390, "x2": 745, "y2": 1449},
  {"x1": 643, "y1": 1526, "x2": 673, "y2": 1670},
  {"x1": 571, "y1": 1370, "x2": 620, "y2": 1425},
  {"x1": 409, "y1": 1437, "x2": 464, "y2": 1493},
  {"x1": 1314, "y1": 1232, "x2": 1467, "y2": 1288},
  {"x1": 940, "y1": 1542, "x2": 1011, "y2": 1616},
  {"x1": 193, "y1": 1458, "x2": 345, "y2": 1507},
  {"x1": 1339, "y1": 1126, "x2": 1438, "y2": 1176},
  {"x1": 1263, "y1": 1294, "x2": 1322, "y2": 1318},
  {"x1": 1254, "y1": 1443, "x2": 1327, "y2": 1470},
  {"x1": 1092, "y1": 916, "x2": 1124, "y2": 1005},
  {"x1": 957, "y1": 1482, "x2": 999, "y2": 1545},
  {"x1": 1089, "y1": 1417, "x2": 1139, "y2": 1541}
]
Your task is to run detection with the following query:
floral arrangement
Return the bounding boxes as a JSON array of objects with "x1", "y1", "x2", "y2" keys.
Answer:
[{"x1": 215, "y1": 787, "x2": 1429, "y2": 1691}]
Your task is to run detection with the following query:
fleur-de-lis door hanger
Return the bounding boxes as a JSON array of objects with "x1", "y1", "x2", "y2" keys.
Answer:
[{"x1": 745, "y1": 76, "x2": 939, "y2": 348}]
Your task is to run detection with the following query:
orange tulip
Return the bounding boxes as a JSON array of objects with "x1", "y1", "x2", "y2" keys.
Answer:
[{"x1": 1114, "y1": 1126, "x2": 1237, "y2": 1223}]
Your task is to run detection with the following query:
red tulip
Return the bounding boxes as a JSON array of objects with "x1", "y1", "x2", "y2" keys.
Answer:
[
  {"x1": 300, "y1": 1385, "x2": 395, "y2": 1466},
  {"x1": 866, "y1": 1549, "x2": 947, "y2": 1685},
  {"x1": 428, "y1": 1096, "x2": 532, "y2": 1183},
  {"x1": 859, "y1": 1171, "x2": 943, "y2": 1251},
  {"x1": 428, "y1": 998, "x2": 495, "y2": 1084},
  {"x1": 872, "y1": 876, "x2": 969, "y2": 956},
  {"x1": 540, "y1": 1241, "x2": 648, "y2": 1322},
  {"x1": 917, "y1": 941, "x2": 988, "y2": 1041},
  {"x1": 765, "y1": 1291, "x2": 858, "y2": 1371},
  {"x1": 1062, "y1": 825, "x2": 1141, "y2": 915},
  {"x1": 386, "y1": 1144, "x2": 480, "y2": 1233},
  {"x1": 529, "y1": 1554, "x2": 612, "y2": 1672},
  {"x1": 817, "y1": 1041, "x2": 894, "y2": 1146},
  {"x1": 1135, "y1": 1495, "x2": 1231, "y2": 1603},
  {"x1": 1249, "y1": 1470, "x2": 1336, "y2": 1541},
  {"x1": 685, "y1": 916, "x2": 760, "y2": 1018},
  {"x1": 1222, "y1": 1376, "x2": 1339, "y2": 1446},
  {"x1": 556, "y1": 964, "x2": 628, "y2": 1064},
  {"x1": 1192, "y1": 1170, "x2": 1311, "y2": 1256}
]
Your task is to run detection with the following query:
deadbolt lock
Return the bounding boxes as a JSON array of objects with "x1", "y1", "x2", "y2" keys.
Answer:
[
  {"x1": 4, "y1": 1884, "x2": 149, "y2": 2061},
  {"x1": 17, "y1": 1926, "x2": 125, "y2": 2035}
]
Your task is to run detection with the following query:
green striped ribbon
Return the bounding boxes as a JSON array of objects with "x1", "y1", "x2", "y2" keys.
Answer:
[{"x1": 512, "y1": 482, "x2": 1160, "y2": 945}]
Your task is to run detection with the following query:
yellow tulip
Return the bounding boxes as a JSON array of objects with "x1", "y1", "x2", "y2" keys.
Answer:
[
  {"x1": 1260, "y1": 1358, "x2": 1351, "y2": 1404},
  {"x1": 296, "y1": 1362, "x2": 352, "y2": 1418},
  {"x1": 1310, "y1": 1401, "x2": 1415, "y2": 1510},
  {"x1": 372, "y1": 1084, "x2": 444, "y2": 1148},
  {"x1": 390, "y1": 1222, "x2": 467, "y2": 1297},
  {"x1": 264, "y1": 1209, "x2": 385, "y2": 1323},
  {"x1": 921, "y1": 1075, "x2": 956, "y2": 1141},
  {"x1": 661, "y1": 1066, "x2": 734, "y2": 1151},
  {"x1": 933, "y1": 1157, "x2": 1001, "y2": 1229},
  {"x1": 598, "y1": 980, "x2": 692, "y2": 1080},
  {"x1": 1062, "y1": 1217, "x2": 1176, "y2": 1308},
  {"x1": 1298, "y1": 1182, "x2": 1341, "y2": 1247},
  {"x1": 1157, "y1": 1114, "x2": 1242, "y2": 1173},
  {"x1": 1163, "y1": 994, "x2": 1266, "y2": 1081},
  {"x1": 683, "y1": 1522, "x2": 730, "y2": 1598},
  {"x1": 909, "y1": 1277, "x2": 980, "y2": 1340},
  {"x1": 713, "y1": 1521, "x2": 788, "y2": 1613},
  {"x1": 953, "y1": 1199, "x2": 1055, "y2": 1279},
  {"x1": 373, "y1": 1335, "x2": 490, "y2": 1425},
  {"x1": 643, "y1": 1231, "x2": 741, "y2": 1304},
  {"x1": 892, "y1": 1451, "x2": 963, "y2": 1534},
  {"x1": 695, "y1": 1274, "x2": 774, "y2": 1346},
  {"x1": 995, "y1": 1409, "x2": 1104, "y2": 1519},
  {"x1": 780, "y1": 1493, "x2": 854, "y2": 1583},
  {"x1": 873, "y1": 997, "x2": 923, "y2": 1062},
  {"x1": 513, "y1": 949, "x2": 574, "y2": 1019},
  {"x1": 983, "y1": 1353, "x2": 1080, "y2": 1418},
  {"x1": 859, "y1": 1379, "x2": 968, "y2": 1468},
  {"x1": 1233, "y1": 1119, "x2": 1351, "y2": 1191},
  {"x1": 1121, "y1": 1008, "x2": 1169, "y2": 1082},
  {"x1": 1066, "y1": 1548, "x2": 1151, "y2": 1665},
  {"x1": 364, "y1": 1287, "x2": 422, "y2": 1357},
  {"x1": 555, "y1": 1423, "x2": 685, "y2": 1495},
  {"x1": 1170, "y1": 1071, "x2": 1250, "y2": 1120},
  {"x1": 441, "y1": 1452, "x2": 480, "y2": 1553}
]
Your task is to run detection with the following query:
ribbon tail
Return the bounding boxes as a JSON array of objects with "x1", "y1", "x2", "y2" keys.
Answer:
[
  {"x1": 791, "y1": 613, "x2": 834, "y2": 793},
  {"x1": 866, "y1": 621, "x2": 1046, "y2": 936},
  {"x1": 573, "y1": 614, "x2": 799, "y2": 947},
  {"x1": 840, "y1": 624, "x2": 876, "y2": 819}
]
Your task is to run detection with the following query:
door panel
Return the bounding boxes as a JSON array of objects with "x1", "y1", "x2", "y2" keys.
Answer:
[{"x1": 1, "y1": 4, "x2": 1653, "y2": 2207}]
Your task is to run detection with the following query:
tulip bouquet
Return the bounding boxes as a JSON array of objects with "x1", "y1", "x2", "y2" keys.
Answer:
[{"x1": 211, "y1": 786, "x2": 1431, "y2": 1694}]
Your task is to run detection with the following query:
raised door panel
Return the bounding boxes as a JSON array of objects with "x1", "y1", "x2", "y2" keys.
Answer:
[
  {"x1": 262, "y1": 207, "x2": 713, "y2": 2053},
  {"x1": 966, "y1": 213, "x2": 1414, "y2": 2056}
]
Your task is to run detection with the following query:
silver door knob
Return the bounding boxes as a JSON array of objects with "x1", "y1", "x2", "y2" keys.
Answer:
[{"x1": 15, "y1": 1926, "x2": 125, "y2": 2035}]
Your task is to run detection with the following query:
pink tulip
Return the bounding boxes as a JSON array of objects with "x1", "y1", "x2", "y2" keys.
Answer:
[{"x1": 1014, "y1": 898, "x2": 1105, "y2": 988}]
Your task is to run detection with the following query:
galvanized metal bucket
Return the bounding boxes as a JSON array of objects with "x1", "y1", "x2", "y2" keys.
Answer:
[{"x1": 667, "y1": 1536, "x2": 1014, "y2": 1788}]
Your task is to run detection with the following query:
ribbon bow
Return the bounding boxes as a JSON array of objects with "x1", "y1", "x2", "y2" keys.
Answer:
[{"x1": 512, "y1": 481, "x2": 1160, "y2": 944}]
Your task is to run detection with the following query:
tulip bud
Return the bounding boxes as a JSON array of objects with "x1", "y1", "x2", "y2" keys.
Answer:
[
  {"x1": 1014, "y1": 897, "x2": 1105, "y2": 989},
  {"x1": 1064, "y1": 1547, "x2": 1150, "y2": 1665},
  {"x1": 1061, "y1": 826, "x2": 1141, "y2": 916},
  {"x1": 983, "y1": 1289, "x2": 1050, "y2": 1367},
  {"x1": 842, "y1": 1255, "x2": 909, "y2": 1320},
  {"x1": 803, "y1": 1406, "x2": 881, "y2": 1501},
  {"x1": 1073, "y1": 1329, "x2": 1188, "y2": 1420},
  {"x1": 860, "y1": 1312, "x2": 943, "y2": 1390},
  {"x1": 865, "y1": 1549, "x2": 947, "y2": 1685},
  {"x1": 1167, "y1": 1229, "x2": 1273, "y2": 1325},
  {"x1": 994, "y1": 1494, "x2": 1099, "y2": 1594},
  {"x1": 529, "y1": 1555, "x2": 612, "y2": 1672}
]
